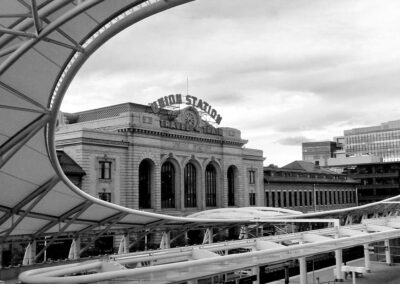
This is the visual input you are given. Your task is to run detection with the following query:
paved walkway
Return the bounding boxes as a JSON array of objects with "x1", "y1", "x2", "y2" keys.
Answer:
[{"x1": 271, "y1": 259, "x2": 400, "y2": 284}]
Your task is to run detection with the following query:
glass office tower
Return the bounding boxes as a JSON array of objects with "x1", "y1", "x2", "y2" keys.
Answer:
[{"x1": 344, "y1": 120, "x2": 400, "y2": 162}]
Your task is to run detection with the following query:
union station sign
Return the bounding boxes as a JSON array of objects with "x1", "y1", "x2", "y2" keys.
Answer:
[{"x1": 149, "y1": 94, "x2": 223, "y2": 125}]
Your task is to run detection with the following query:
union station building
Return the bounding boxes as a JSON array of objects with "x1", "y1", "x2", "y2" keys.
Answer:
[{"x1": 55, "y1": 96, "x2": 265, "y2": 216}]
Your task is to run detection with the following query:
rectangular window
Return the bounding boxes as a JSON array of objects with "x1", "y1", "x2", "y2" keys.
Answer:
[
  {"x1": 249, "y1": 193, "x2": 256, "y2": 206},
  {"x1": 272, "y1": 192, "x2": 276, "y2": 207},
  {"x1": 98, "y1": 192, "x2": 111, "y2": 202},
  {"x1": 249, "y1": 170, "x2": 256, "y2": 184},
  {"x1": 99, "y1": 161, "x2": 112, "y2": 180},
  {"x1": 277, "y1": 192, "x2": 281, "y2": 207}
]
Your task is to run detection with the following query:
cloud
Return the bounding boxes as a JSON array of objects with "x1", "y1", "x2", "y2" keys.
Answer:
[
  {"x1": 63, "y1": 0, "x2": 400, "y2": 166},
  {"x1": 275, "y1": 136, "x2": 314, "y2": 146}
]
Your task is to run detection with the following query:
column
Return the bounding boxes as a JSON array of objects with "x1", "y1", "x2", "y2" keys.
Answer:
[
  {"x1": 69, "y1": 238, "x2": 81, "y2": 260},
  {"x1": 364, "y1": 244, "x2": 371, "y2": 272},
  {"x1": 124, "y1": 233, "x2": 130, "y2": 254},
  {"x1": 299, "y1": 257, "x2": 307, "y2": 284},
  {"x1": 385, "y1": 239, "x2": 392, "y2": 265},
  {"x1": 22, "y1": 241, "x2": 36, "y2": 265},
  {"x1": 162, "y1": 231, "x2": 171, "y2": 249},
  {"x1": 31, "y1": 240, "x2": 36, "y2": 264},
  {"x1": 335, "y1": 249, "x2": 344, "y2": 281},
  {"x1": 75, "y1": 237, "x2": 81, "y2": 259},
  {"x1": 0, "y1": 244, "x2": 2, "y2": 268},
  {"x1": 251, "y1": 266, "x2": 260, "y2": 284},
  {"x1": 284, "y1": 265, "x2": 289, "y2": 284}
]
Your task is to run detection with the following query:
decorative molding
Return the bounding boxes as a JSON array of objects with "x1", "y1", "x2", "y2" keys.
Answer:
[{"x1": 138, "y1": 151, "x2": 160, "y2": 167}]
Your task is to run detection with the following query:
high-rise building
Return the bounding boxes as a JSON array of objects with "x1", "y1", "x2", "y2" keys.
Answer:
[
  {"x1": 344, "y1": 120, "x2": 400, "y2": 162},
  {"x1": 302, "y1": 141, "x2": 340, "y2": 166}
]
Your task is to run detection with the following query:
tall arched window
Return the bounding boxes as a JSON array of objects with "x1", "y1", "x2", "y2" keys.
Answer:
[
  {"x1": 161, "y1": 161, "x2": 175, "y2": 208},
  {"x1": 205, "y1": 164, "x2": 217, "y2": 207},
  {"x1": 139, "y1": 159, "x2": 152, "y2": 209},
  {"x1": 227, "y1": 166, "x2": 236, "y2": 206},
  {"x1": 184, "y1": 163, "x2": 196, "y2": 208}
]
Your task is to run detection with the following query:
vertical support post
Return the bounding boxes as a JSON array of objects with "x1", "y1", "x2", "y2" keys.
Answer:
[
  {"x1": 299, "y1": 257, "x2": 307, "y2": 284},
  {"x1": 124, "y1": 233, "x2": 130, "y2": 254},
  {"x1": 22, "y1": 241, "x2": 36, "y2": 265},
  {"x1": 31, "y1": 240, "x2": 36, "y2": 264},
  {"x1": 252, "y1": 266, "x2": 260, "y2": 284},
  {"x1": 364, "y1": 244, "x2": 371, "y2": 272},
  {"x1": 335, "y1": 249, "x2": 344, "y2": 281},
  {"x1": 284, "y1": 265, "x2": 289, "y2": 284},
  {"x1": 166, "y1": 231, "x2": 171, "y2": 248},
  {"x1": 68, "y1": 238, "x2": 81, "y2": 260},
  {"x1": 202, "y1": 228, "x2": 213, "y2": 244},
  {"x1": 239, "y1": 225, "x2": 248, "y2": 239},
  {"x1": 75, "y1": 237, "x2": 81, "y2": 259},
  {"x1": 184, "y1": 231, "x2": 190, "y2": 246},
  {"x1": 160, "y1": 231, "x2": 171, "y2": 249},
  {"x1": 0, "y1": 243, "x2": 2, "y2": 268},
  {"x1": 385, "y1": 239, "x2": 392, "y2": 265}
]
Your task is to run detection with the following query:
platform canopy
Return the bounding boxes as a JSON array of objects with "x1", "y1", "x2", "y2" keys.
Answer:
[{"x1": 1, "y1": 0, "x2": 400, "y2": 242}]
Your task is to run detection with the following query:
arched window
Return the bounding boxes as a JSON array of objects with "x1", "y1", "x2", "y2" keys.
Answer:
[
  {"x1": 184, "y1": 163, "x2": 196, "y2": 208},
  {"x1": 205, "y1": 164, "x2": 217, "y2": 207},
  {"x1": 227, "y1": 166, "x2": 235, "y2": 206},
  {"x1": 139, "y1": 159, "x2": 152, "y2": 209},
  {"x1": 161, "y1": 161, "x2": 175, "y2": 208}
]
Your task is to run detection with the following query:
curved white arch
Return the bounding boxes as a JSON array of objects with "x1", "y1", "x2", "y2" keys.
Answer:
[{"x1": 0, "y1": 0, "x2": 400, "y2": 246}]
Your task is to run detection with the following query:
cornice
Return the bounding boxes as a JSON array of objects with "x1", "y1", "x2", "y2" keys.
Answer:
[
  {"x1": 55, "y1": 137, "x2": 129, "y2": 148},
  {"x1": 118, "y1": 127, "x2": 246, "y2": 146}
]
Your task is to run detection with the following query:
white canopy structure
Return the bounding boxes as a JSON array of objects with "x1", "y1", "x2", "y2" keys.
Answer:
[{"x1": 1, "y1": 0, "x2": 400, "y2": 247}]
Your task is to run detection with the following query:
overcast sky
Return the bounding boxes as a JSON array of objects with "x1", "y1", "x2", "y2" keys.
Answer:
[{"x1": 62, "y1": 0, "x2": 400, "y2": 167}]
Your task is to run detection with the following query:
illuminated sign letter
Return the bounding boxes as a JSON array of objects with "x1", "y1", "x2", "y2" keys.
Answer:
[
  {"x1": 210, "y1": 109, "x2": 217, "y2": 119},
  {"x1": 158, "y1": 98, "x2": 166, "y2": 108},
  {"x1": 215, "y1": 114, "x2": 222, "y2": 125},
  {"x1": 191, "y1": 96, "x2": 198, "y2": 106},
  {"x1": 186, "y1": 95, "x2": 192, "y2": 105},
  {"x1": 176, "y1": 94, "x2": 182, "y2": 104},
  {"x1": 196, "y1": 99, "x2": 203, "y2": 110},
  {"x1": 168, "y1": 95, "x2": 176, "y2": 105}
]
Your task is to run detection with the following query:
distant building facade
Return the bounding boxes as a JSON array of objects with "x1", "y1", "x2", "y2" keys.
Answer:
[
  {"x1": 344, "y1": 120, "x2": 400, "y2": 162},
  {"x1": 302, "y1": 141, "x2": 340, "y2": 166},
  {"x1": 56, "y1": 99, "x2": 264, "y2": 216},
  {"x1": 264, "y1": 161, "x2": 359, "y2": 213},
  {"x1": 326, "y1": 162, "x2": 400, "y2": 205}
]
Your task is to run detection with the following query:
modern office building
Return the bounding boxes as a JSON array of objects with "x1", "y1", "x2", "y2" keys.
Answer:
[
  {"x1": 326, "y1": 162, "x2": 400, "y2": 205},
  {"x1": 344, "y1": 119, "x2": 400, "y2": 162},
  {"x1": 56, "y1": 97, "x2": 265, "y2": 217},
  {"x1": 264, "y1": 161, "x2": 359, "y2": 213},
  {"x1": 302, "y1": 141, "x2": 340, "y2": 166}
]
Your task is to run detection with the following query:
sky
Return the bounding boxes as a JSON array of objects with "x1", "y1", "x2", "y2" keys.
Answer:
[{"x1": 62, "y1": 0, "x2": 400, "y2": 167}]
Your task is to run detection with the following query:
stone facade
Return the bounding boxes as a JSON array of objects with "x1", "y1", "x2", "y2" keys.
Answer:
[{"x1": 56, "y1": 102, "x2": 264, "y2": 216}]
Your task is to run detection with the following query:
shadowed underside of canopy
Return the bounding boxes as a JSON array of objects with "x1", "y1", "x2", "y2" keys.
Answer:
[{"x1": 0, "y1": 0, "x2": 400, "y2": 243}]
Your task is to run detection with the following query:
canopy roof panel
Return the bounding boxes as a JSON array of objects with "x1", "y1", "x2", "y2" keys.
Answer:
[{"x1": 0, "y1": 0, "x2": 400, "y2": 243}]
